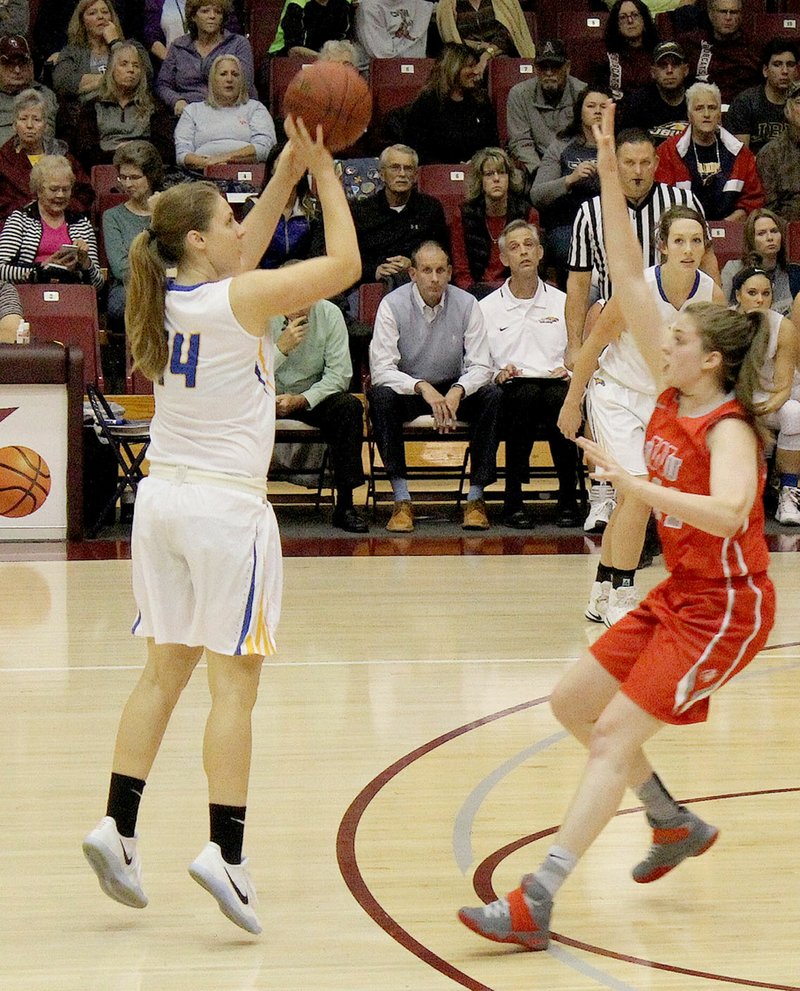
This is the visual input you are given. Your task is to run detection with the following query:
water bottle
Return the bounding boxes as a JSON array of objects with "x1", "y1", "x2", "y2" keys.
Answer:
[{"x1": 15, "y1": 319, "x2": 30, "y2": 345}]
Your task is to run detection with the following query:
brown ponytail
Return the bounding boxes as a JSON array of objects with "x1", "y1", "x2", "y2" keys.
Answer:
[{"x1": 126, "y1": 181, "x2": 222, "y2": 381}]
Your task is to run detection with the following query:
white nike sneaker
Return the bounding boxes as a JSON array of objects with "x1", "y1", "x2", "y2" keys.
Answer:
[
  {"x1": 584, "y1": 483, "x2": 616, "y2": 533},
  {"x1": 585, "y1": 579, "x2": 612, "y2": 623},
  {"x1": 604, "y1": 585, "x2": 640, "y2": 627},
  {"x1": 82, "y1": 815, "x2": 148, "y2": 908},
  {"x1": 189, "y1": 842, "x2": 262, "y2": 935},
  {"x1": 776, "y1": 485, "x2": 800, "y2": 526}
]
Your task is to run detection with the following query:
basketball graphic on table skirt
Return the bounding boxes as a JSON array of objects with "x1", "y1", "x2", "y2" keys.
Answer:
[
  {"x1": 0, "y1": 445, "x2": 51, "y2": 517},
  {"x1": 282, "y1": 61, "x2": 372, "y2": 153}
]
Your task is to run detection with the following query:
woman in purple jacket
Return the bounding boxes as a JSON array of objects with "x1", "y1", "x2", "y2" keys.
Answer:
[
  {"x1": 144, "y1": 0, "x2": 243, "y2": 63},
  {"x1": 155, "y1": 0, "x2": 255, "y2": 116}
]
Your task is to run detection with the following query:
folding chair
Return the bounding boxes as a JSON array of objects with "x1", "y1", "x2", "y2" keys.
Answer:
[
  {"x1": 17, "y1": 283, "x2": 105, "y2": 390},
  {"x1": 270, "y1": 420, "x2": 333, "y2": 508},
  {"x1": 85, "y1": 383, "x2": 151, "y2": 535}
]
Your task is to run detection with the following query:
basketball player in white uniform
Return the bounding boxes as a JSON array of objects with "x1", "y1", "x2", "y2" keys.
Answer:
[
  {"x1": 735, "y1": 266, "x2": 800, "y2": 526},
  {"x1": 82, "y1": 119, "x2": 361, "y2": 935},
  {"x1": 559, "y1": 205, "x2": 724, "y2": 624}
]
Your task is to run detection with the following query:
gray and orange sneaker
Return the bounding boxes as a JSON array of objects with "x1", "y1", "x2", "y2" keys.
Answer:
[
  {"x1": 457, "y1": 875, "x2": 551, "y2": 951},
  {"x1": 632, "y1": 807, "x2": 719, "y2": 883}
]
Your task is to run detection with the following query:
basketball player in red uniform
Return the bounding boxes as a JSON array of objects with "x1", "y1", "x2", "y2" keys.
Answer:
[{"x1": 458, "y1": 102, "x2": 776, "y2": 951}]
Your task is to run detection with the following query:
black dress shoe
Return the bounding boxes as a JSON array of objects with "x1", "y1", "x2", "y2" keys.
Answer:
[
  {"x1": 503, "y1": 508, "x2": 536, "y2": 530},
  {"x1": 332, "y1": 507, "x2": 369, "y2": 533},
  {"x1": 556, "y1": 503, "x2": 581, "y2": 528}
]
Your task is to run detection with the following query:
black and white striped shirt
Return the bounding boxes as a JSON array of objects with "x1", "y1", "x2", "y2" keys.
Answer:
[{"x1": 567, "y1": 182, "x2": 707, "y2": 299}]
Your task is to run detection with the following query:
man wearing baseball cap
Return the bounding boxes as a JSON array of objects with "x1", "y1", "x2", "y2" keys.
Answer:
[
  {"x1": 617, "y1": 41, "x2": 689, "y2": 143},
  {"x1": 507, "y1": 38, "x2": 587, "y2": 180},
  {"x1": 0, "y1": 34, "x2": 57, "y2": 145}
]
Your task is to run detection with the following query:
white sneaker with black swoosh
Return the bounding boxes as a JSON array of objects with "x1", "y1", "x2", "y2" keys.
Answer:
[
  {"x1": 82, "y1": 815, "x2": 148, "y2": 908},
  {"x1": 188, "y1": 842, "x2": 262, "y2": 935}
]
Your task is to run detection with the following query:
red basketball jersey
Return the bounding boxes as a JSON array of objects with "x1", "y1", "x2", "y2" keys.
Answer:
[{"x1": 645, "y1": 389, "x2": 770, "y2": 580}]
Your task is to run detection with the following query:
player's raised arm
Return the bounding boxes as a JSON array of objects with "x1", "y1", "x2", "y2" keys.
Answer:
[{"x1": 594, "y1": 104, "x2": 665, "y2": 389}]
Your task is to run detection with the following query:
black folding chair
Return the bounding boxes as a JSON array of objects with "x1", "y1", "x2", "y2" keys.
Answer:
[{"x1": 85, "y1": 384, "x2": 151, "y2": 535}]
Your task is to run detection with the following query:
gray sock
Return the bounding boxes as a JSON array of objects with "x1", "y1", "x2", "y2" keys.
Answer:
[
  {"x1": 636, "y1": 773, "x2": 682, "y2": 824},
  {"x1": 391, "y1": 478, "x2": 410, "y2": 501},
  {"x1": 533, "y1": 844, "x2": 578, "y2": 898}
]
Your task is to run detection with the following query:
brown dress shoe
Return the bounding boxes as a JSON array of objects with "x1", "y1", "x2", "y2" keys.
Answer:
[
  {"x1": 463, "y1": 498, "x2": 490, "y2": 530},
  {"x1": 386, "y1": 500, "x2": 414, "y2": 532}
]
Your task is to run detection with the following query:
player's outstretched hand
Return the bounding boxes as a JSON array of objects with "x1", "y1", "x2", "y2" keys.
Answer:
[
  {"x1": 592, "y1": 102, "x2": 618, "y2": 180},
  {"x1": 577, "y1": 435, "x2": 638, "y2": 498},
  {"x1": 282, "y1": 115, "x2": 334, "y2": 181}
]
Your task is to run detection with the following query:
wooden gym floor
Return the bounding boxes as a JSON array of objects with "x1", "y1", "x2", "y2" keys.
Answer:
[{"x1": 1, "y1": 539, "x2": 800, "y2": 990}]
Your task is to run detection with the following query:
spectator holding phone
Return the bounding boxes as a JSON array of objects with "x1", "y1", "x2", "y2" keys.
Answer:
[{"x1": 0, "y1": 154, "x2": 104, "y2": 286}]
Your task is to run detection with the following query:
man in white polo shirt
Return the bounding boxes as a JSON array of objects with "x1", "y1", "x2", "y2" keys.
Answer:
[{"x1": 481, "y1": 219, "x2": 579, "y2": 530}]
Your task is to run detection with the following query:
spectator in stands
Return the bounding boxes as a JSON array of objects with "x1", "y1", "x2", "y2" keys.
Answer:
[
  {"x1": 0, "y1": 154, "x2": 104, "y2": 287},
  {"x1": 654, "y1": 81, "x2": 764, "y2": 221},
  {"x1": 103, "y1": 141, "x2": 164, "y2": 328},
  {"x1": 403, "y1": 44, "x2": 499, "y2": 166},
  {"x1": 726, "y1": 39, "x2": 799, "y2": 156},
  {"x1": 0, "y1": 89, "x2": 94, "y2": 221},
  {"x1": 354, "y1": 0, "x2": 433, "y2": 62},
  {"x1": 0, "y1": 1, "x2": 27, "y2": 38},
  {"x1": 156, "y1": 0, "x2": 255, "y2": 116},
  {"x1": 174, "y1": 54, "x2": 275, "y2": 169},
  {"x1": 450, "y1": 146, "x2": 536, "y2": 294},
  {"x1": 52, "y1": 0, "x2": 148, "y2": 103},
  {"x1": 592, "y1": 0, "x2": 659, "y2": 101},
  {"x1": 720, "y1": 208, "x2": 795, "y2": 317},
  {"x1": 0, "y1": 278, "x2": 22, "y2": 341},
  {"x1": 530, "y1": 89, "x2": 610, "y2": 282},
  {"x1": 369, "y1": 239, "x2": 501, "y2": 532},
  {"x1": 253, "y1": 143, "x2": 317, "y2": 269},
  {"x1": 69, "y1": 42, "x2": 160, "y2": 168},
  {"x1": 757, "y1": 81, "x2": 800, "y2": 224},
  {"x1": 347, "y1": 143, "x2": 449, "y2": 289},
  {"x1": 481, "y1": 220, "x2": 580, "y2": 529},
  {"x1": 435, "y1": 0, "x2": 536, "y2": 60},
  {"x1": 676, "y1": 0, "x2": 760, "y2": 107},
  {"x1": 317, "y1": 38, "x2": 358, "y2": 66},
  {"x1": 269, "y1": 294, "x2": 368, "y2": 532},
  {"x1": 616, "y1": 40, "x2": 689, "y2": 143},
  {"x1": 506, "y1": 39, "x2": 587, "y2": 183},
  {"x1": 144, "y1": 0, "x2": 242, "y2": 63},
  {"x1": 0, "y1": 35, "x2": 57, "y2": 146},
  {"x1": 565, "y1": 127, "x2": 716, "y2": 367},
  {"x1": 735, "y1": 265, "x2": 800, "y2": 527},
  {"x1": 268, "y1": 0, "x2": 352, "y2": 59},
  {"x1": 35, "y1": 0, "x2": 147, "y2": 71}
]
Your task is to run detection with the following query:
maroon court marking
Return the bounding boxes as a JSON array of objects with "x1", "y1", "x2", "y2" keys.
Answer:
[{"x1": 337, "y1": 670, "x2": 800, "y2": 991}]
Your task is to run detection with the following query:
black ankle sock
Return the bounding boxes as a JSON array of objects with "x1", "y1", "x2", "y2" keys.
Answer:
[
  {"x1": 106, "y1": 773, "x2": 146, "y2": 838},
  {"x1": 210, "y1": 804, "x2": 247, "y2": 864},
  {"x1": 595, "y1": 562, "x2": 613, "y2": 584},
  {"x1": 612, "y1": 567, "x2": 636, "y2": 589}
]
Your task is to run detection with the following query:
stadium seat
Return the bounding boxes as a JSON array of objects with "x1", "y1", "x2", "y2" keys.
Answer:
[
  {"x1": 556, "y1": 10, "x2": 608, "y2": 41},
  {"x1": 708, "y1": 220, "x2": 745, "y2": 268},
  {"x1": 268, "y1": 55, "x2": 315, "y2": 119},
  {"x1": 416, "y1": 163, "x2": 470, "y2": 226},
  {"x1": 488, "y1": 58, "x2": 536, "y2": 146},
  {"x1": 753, "y1": 12, "x2": 800, "y2": 40},
  {"x1": 368, "y1": 57, "x2": 435, "y2": 149},
  {"x1": 17, "y1": 284, "x2": 104, "y2": 390}
]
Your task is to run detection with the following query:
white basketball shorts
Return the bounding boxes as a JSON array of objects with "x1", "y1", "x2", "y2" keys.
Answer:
[
  {"x1": 586, "y1": 374, "x2": 656, "y2": 476},
  {"x1": 131, "y1": 475, "x2": 282, "y2": 656}
]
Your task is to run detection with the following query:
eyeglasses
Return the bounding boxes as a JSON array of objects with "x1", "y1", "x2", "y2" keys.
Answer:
[
  {"x1": 383, "y1": 163, "x2": 417, "y2": 174},
  {"x1": 482, "y1": 169, "x2": 507, "y2": 178},
  {"x1": 619, "y1": 12, "x2": 643, "y2": 21}
]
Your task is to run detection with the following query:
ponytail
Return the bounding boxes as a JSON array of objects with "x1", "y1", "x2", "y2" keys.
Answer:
[
  {"x1": 126, "y1": 180, "x2": 223, "y2": 381},
  {"x1": 127, "y1": 230, "x2": 169, "y2": 381},
  {"x1": 684, "y1": 301, "x2": 771, "y2": 441}
]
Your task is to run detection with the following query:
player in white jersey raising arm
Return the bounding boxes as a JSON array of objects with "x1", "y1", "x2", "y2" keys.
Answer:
[
  {"x1": 559, "y1": 204, "x2": 725, "y2": 625},
  {"x1": 82, "y1": 118, "x2": 360, "y2": 936}
]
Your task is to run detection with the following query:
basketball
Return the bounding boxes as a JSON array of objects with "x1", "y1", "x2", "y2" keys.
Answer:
[
  {"x1": 0, "y1": 445, "x2": 51, "y2": 518},
  {"x1": 282, "y1": 61, "x2": 372, "y2": 153}
]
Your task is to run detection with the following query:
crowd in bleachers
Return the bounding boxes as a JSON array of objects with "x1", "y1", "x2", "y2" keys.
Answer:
[{"x1": 3, "y1": 0, "x2": 800, "y2": 535}]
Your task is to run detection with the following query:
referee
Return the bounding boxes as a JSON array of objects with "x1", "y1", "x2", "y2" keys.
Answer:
[{"x1": 563, "y1": 128, "x2": 721, "y2": 365}]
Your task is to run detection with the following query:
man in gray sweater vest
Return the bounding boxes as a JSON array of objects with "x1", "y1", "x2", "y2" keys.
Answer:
[{"x1": 369, "y1": 241, "x2": 502, "y2": 532}]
